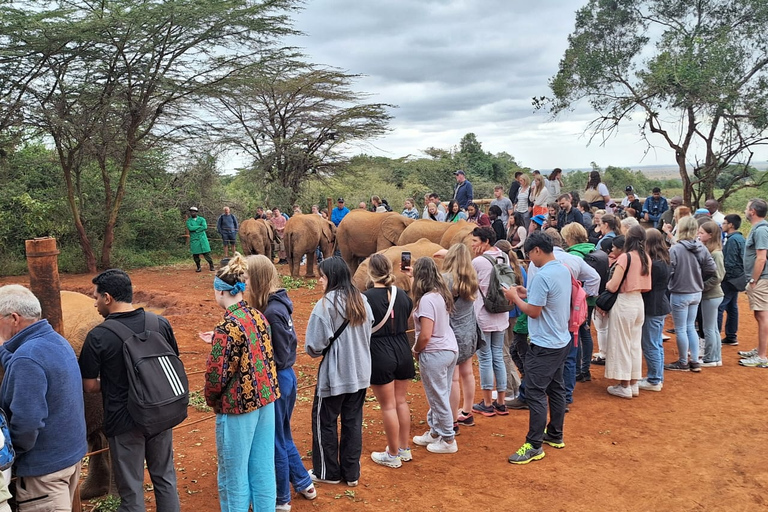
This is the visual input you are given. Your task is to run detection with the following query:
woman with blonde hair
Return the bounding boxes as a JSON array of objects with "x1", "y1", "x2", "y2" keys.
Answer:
[
  {"x1": 305, "y1": 258, "x2": 372, "y2": 486},
  {"x1": 665, "y1": 217, "x2": 717, "y2": 372},
  {"x1": 245, "y1": 255, "x2": 316, "y2": 510},
  {"x1": 407, "y1": 257, "x2": 459, "y2": 454},
  {"x1": 602, "y1": 225, "x2": 652, "y2": 398},
  {"x1": 439, "y1": 244, "x2": 480, "y2": 431},
  {"x1": 530, "y1": 174, "x2": 550, "y2": 217},
  {"x1": 697, "y1": 221, "x2": 725, "y2": 367},
  {"x1": 514, "y1": 174, "x2": 532, "y2": 227},
  {"x1": 363, "y1": 254, "x2": 415, "y2": 467},
  {"x1": 205, "y1": 253, "x2": 280, "y2": 511}
]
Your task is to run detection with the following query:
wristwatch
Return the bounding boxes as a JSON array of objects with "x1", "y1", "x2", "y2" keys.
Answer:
[{"x1": 749, "y1": 278, "x2": 756, "y2": 284}]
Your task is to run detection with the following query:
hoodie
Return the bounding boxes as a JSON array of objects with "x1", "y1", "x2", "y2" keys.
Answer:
[
  {"x1": 669, "y1": 239, "x2": 717, "y2": 294},
  {"x1": 305, "y1": 290, "x2": 372, "y2": 397},
  {"x1": 263, "y1": 289, "x2": 297, "y2": 371}
]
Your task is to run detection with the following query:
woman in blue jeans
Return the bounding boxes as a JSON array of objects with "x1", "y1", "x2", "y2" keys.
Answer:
[
  {"x1": 639, "y1": 230, "x2": 670, "y2": 390},
  {"x1": 245, "y1": 255, "x2": 317, "y2": 510},
  {"x1": 697, "y1": 221, "x2": 725, "y2": 366},
  {"x1": 665, "y1": 217, "x2": 717, "y2": 372}
]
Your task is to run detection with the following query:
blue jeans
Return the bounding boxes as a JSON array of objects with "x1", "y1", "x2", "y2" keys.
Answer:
[
  {"x1": 670, "y1": 292, "x2": 702, "y2": 365},
  {"x1": 577, "y1": 308, "x2": 594, "y2": 375},
  {"x1": 275, "y1": 369, "x2": 312, "y2": 506},
  {"x1": 718, "y1": 281, "x2": 739, "y2": 340},
  {"x1": 562, "y1": 333, "x2": 578, "y2": 404},
  {"x1": 477, "y1": 331, "x2": 507, "y2": 392},
  {"x1": 641, "y1": 315, "x2": 665, "y2": 384},
  {"x1": 701, "y1": 297, "x2": 723, "y2": 363},
  {"x1": 216, "y1": 404, "x2": 276, "y2": 512}
]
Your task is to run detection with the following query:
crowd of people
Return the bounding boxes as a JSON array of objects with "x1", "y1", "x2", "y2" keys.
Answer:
[{"x1": 1, "y1": 167, "x2": 766, "y2": 511}]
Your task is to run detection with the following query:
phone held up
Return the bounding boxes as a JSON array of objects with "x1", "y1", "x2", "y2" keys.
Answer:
[{"x1": 400, "y1": 251, "x2": 411, "y2": 271}]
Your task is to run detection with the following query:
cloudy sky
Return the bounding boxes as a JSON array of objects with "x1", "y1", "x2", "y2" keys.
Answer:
[{"x1": 283, "y1": 0, "x2": 766, "y2": 172}]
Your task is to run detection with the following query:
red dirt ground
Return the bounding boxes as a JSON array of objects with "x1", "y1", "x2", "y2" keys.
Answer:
[{"x1": 3, "y1": 263, "x2": 767, "y2": 512}]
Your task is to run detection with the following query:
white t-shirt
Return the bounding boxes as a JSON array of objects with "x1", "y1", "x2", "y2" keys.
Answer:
[
  {"x1": 413, "y1": 292, "x2": 458, "y2": 353},
  {"x1": 546, "y1": 179, "x2": 561, "y2": 196}
]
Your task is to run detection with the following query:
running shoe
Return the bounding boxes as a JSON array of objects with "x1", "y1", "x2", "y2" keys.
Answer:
[
  {"x1": 505, "y1": 397, "x2": 529, "y2": 410},
  {"x1": 542, "y1": 431, "x2": 565, "y2": 449},
  {"x1": 298, "y1": 484, "x2": 317, "y2": 500},
  {"x1": 739, "y1": 348, "x2": 758, "y2": 358},
  {"x1": 371, "y1": 450, "x2": 402, "y2": 468},
  {"x1": 398, "y1": 447, "x2": 412, "y2": 462},
  {"x1": 492, "y1": 401, "x2": 509, "y2": 416},
  {"x1": 739, "y1": 355, "x2": 768, "y2": 368},
  {"x1": 472, "y1": 401, "x2": 496, "y2": 417},
  {"x1": 456, "y1": 410, "x2": 475, "y2": 426},
  {"x1": 508, "y1": 443, "x2": 545, "y2": 464},
  {"x1": 664, "y1": 361, "x2": 690, "y2": 371},
  {"x1": 722, "y1": 338, "x2": 739, "y2": 346}
]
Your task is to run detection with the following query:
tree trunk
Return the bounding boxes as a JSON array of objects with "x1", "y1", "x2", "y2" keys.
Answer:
[
  {"x1": 677, "y1": 153, "x2": 692, "y2": 207},
  {"x1": 100, "y1": 146, "x2": 134, "y2": 269},
  {"x1": 62, "y1": 166, "x2": 97, "y2": 273}
]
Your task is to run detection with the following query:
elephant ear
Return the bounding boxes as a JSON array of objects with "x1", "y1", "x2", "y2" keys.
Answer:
[
  {"x1": 322, "y1": 221, "x2": 336, "y2": 245},
  {"x1": 265, "y1": 221, "x2": 277, "y2": 242}
]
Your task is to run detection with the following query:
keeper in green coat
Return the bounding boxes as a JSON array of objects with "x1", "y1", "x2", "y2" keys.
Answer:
[{"x1": 186, "y1": 207, "x2": 214, "y2": 272}]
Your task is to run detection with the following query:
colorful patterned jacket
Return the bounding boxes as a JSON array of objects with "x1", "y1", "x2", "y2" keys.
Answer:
[{"x1": 205, "y1": 301, "x2": 280, "y2": 414}]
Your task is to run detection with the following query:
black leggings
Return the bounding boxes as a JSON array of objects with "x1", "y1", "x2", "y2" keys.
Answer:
[{"x1": 192, "y1": 253, "x2": 213, "y2": 268}]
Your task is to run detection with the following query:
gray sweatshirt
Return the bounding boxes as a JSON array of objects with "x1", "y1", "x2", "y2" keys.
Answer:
[
  {"x1": 305, "y1": 290, "x2": 373, "y2": 397},
  {"x1": 669, "y1": 239, "x2": 717, "y2": 294}
]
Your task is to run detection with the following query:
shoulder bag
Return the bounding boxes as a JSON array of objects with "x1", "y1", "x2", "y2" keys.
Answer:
[
  {"x1": 595, "y1": 253, "x2": 631, "y2": 312},
  {"x1": 371, "y1": 286, "x2": 397, "y2": 334}
]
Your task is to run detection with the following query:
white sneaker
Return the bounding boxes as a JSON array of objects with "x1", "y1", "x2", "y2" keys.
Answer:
[
  {"x1": 392, "y1": 446, "x2": 412, "y2": 462},
  {"x1": 347, "y1": 480, "x2": 358, "y2": 487},
  {"x1": 631, "y1": 382, "x2": 639, "y2": 397},
  {"x1": 298, "y1": 484, "x2": 317, "y2": 500},
  {"x1": 276, "y1": 503, "x2": 292, "y2": 511},
  {"x1": 700, "y1": 360, "x2": 722, "y2": 367},
  {"x1": 308, "y1": 469, "x2": 340, "y2": 484},
  {"x1": 412, "y1": 431, "x2": 439, "y2": 446},
  {"x1": 637, "y1": 379, "x2": 663, "y2": 392},
  {"x1": 607, "y1": 384, "x2": 632, "y2": 399},
  {"x1": 739, "y1": 348, "x2": 758, "y2": 358},
  {"x1": 662, "y1": 334, "x2": 671, "y2": 341},
  {"x1": 371, "y1": 450, "x2": 402, "y2": 468},
  {"x1": 426, "y1": 438, "x2": 458, "y2": 454}
]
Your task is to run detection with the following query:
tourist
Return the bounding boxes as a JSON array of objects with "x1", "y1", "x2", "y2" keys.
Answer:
[
  {"x1": 510, "y1": 212, "x2": 528, "y2": 259},
  {"x1": 515, "y1": 174, "x2": 532, "y2": 227},
  {"x1": 305, "y1": 258, "x2": 372, "y2": 485},
  {"x1": 466, "y1": 202, "x2": 490, "y2": 226},
  {"x1": 697, "y1": 221, "x2": 725, "y2": 367},
  {"x1": 546, "y1": 168, "x2": 564, "y2": 196},
  {"x1": 530, "y1": 174, "x2": 551, "y2": 217},
  {"x1": 719, "y1": 214, "x2": 746, "y2": 346},
  {"x1": 739, "y1": 199, "x2": 768, "y2": 368},
  {"x1": 584, "y1": 171, "x2": 611, "y2": 210},
  {"x1": 402, "y1": 199, "x2": 420, "y2": 220},
  {"x1": 363, "y1": 255, "x2": 415, "y2": 468},
  {"x1": 445, "y1": 199, "x2": 468, "y2": 223}
]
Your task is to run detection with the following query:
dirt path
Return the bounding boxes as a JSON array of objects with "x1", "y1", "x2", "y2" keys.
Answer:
[{"x1": 4, "y1": 263, "x2": 767, "y2": 512}]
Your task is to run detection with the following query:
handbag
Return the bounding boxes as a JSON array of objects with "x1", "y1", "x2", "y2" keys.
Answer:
[
  {"x1": 371, "y1": 286, "x2": 397, "y2": 334},
  {"x1": 595, "y1": 253, "x2": 631, "y2": 311},
  {"x1": 727, "y1": 273, "x2": 749, "y2": 292}
]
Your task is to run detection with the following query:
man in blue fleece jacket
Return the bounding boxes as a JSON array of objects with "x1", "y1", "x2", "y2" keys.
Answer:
[{"x1": 0, "y1": 284, "x2": 87, "y2": 511}]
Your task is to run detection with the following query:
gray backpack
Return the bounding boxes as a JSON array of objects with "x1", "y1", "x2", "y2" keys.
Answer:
[
  {"x1": 479, "y1": 254, "x2": 517, "y2": 313},
  {"x1": 102, "y1": 313, "x2": 189, "y2": 435}
]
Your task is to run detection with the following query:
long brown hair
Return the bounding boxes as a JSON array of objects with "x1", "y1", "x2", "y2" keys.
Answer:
[
  {"x1": 319, "y1": 257, "x2": 368, "y2": 326},
  {"x1": 412, "y1": 257, "x2": 453, "y2": 312},
  {"x1": 441, "y1": 244, "x2": 478, "y2": 301},
  {"x1": 366, "y1": 253, "x2": 396, "y2": 288},
  {"x1": 699, "y1": 221, "x2": 722, "y2": 253},
  {"x1": 645, "y1": 228, "x2": 669, "y2": 264},
  {"x1": 624, "y1": 225, "x2": 650, "y2": 276},
  {"x1": 586, "y1": 170, "x2": 601, "y2": 190},
  {"x1": 601, "y1": 214, "x2": 622, "y2": 235},
  {"x1": 245, "y1": 255, "x2": 281, "y2": 311}
]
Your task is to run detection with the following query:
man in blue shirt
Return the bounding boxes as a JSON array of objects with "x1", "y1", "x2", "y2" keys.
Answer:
[
  {"x1": 453, "y1": 170, "x2": 473, "y2": 210},
  {"x1": 503, "y1": 232, "x2": 572, "y2": 464},
  {"x1": 330, "y1": 197, "x2": 350, "y2": 227},
  {"x1": 719, "y1": 214, "x2": 746, "y2": 346},
  {"x1": 216, "y1": 206, "x2": 239, "y2": 258},
  {"x1": 641, "y1": 187, "x2": 669, "y2": 226}
]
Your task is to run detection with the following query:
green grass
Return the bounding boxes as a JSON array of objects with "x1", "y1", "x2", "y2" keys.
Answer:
[
  {"x1": 90, "y1": 495, "x2": 121, "y2": 512},
  {"x1": 188, "y1": 390, "x2": 212, "y2": 412}
]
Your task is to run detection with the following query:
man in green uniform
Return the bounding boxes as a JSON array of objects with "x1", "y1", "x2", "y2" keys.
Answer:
[{"x1": 186, "y1": 207, "x2": 214, "y2": 272}]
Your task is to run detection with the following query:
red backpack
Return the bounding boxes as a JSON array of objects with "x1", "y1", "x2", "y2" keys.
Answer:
[{"x1": 569, "y1": 275, "x2": 588, "y2": 335}]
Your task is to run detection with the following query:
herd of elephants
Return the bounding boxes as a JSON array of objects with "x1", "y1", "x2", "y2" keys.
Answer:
[
  {"x1": 239, "y1": 209, "x2": 475, "y2": 290},
  {"x1": 30, "y1": 210, "x2": 472, "y2": 501}
]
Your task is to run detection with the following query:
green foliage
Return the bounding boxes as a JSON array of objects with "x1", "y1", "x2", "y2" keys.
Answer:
[
  {"x1": 543, "y1": 0, "x2": 768, "y2": 206},
  {"x1": 91, "y1": 495, "x2": 121, "y2": 512},
  {"x1": 188, "y1": 390, "x2": 212, "y2": 413}
]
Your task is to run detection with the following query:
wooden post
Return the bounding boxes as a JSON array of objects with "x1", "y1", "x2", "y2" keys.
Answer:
[
  {"x1": 24, "y1": 237, "x2": 63, "y2": 335},
  {"x1": 326, "y1": 197, "x2": 333, "y2": 215}
]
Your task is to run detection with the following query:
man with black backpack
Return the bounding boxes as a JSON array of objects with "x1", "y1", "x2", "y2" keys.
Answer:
[{"x1": 80, "y1": 269, "x2": 184, "y2": 512}]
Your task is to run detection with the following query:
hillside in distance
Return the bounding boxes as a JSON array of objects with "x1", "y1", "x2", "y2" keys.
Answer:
[{"x1": 563, "y1": 162, "x2": 768, "y2": 180}]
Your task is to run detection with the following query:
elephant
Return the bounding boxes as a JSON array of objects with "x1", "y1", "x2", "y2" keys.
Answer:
[
  {"x1": 336, "y1": 211, "x2": 414, "y2": 274},
  {"x1": 352, "y1": 238, "x2": 445, "y2": 293},
  {"x1": 239, "y1": 218, "x2": 277, "y2": 257},
  {"x1": 284, "y1": 214, "x2": 336, "y2": 278},
  {"x1": 439, "y1": 220, "x2": 475, "y2": 249},
  {"x1": 397, "y1": 219, "x2": 453, "y2": 246}
]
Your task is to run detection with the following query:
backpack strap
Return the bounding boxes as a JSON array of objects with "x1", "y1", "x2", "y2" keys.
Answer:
[{"x1": 100, "y1": 311, "x2": 159, "y2": 341}]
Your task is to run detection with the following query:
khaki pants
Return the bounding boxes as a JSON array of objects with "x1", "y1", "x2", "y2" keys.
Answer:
[{"x1": 16, "y1": 462, "x2": 81, "y2": 512}]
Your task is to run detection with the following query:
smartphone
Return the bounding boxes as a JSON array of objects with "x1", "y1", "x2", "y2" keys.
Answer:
[
  {"x1": 501, "y1": 282, "x2": 511, "y2": 290},
  {"x1": 400, "y1": 251, "x2": 411, "y2": 271}
]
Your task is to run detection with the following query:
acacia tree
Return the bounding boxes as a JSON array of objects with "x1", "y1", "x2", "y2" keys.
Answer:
[
  {"x1": 2, "y1": 0, "x2": 298, "y2": 271},
  {"x1": 539, "y1": 0, "x2": 768, "y2": 207},
  {"x1": 212, "y1": 59, "x2": 393, "y2": 204}
]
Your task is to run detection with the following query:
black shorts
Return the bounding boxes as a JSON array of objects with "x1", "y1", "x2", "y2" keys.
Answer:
[
  {"x1": 370, "y1": 335, "x2": 415, "y2": 385},
  {"x1": 221, "y1": 231, "x2": 236, "y2": 244}
]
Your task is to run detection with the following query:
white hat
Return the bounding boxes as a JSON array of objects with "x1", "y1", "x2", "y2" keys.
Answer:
[{"x1": 189, "y1": 206, "x2": 198, "y2": 212}]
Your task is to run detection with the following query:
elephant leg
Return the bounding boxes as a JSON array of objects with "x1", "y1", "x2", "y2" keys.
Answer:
[
  {"x1": 305, "y1": 250, "x2": 316, "y2": 278},
  {"x1": 80, "y1": 431, "x2": 113, "y2": 500}
]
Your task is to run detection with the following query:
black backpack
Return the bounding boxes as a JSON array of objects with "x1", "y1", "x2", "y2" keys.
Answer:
[
  {"x1": 103, "y1": 312, "x2": 189, "y2": 435},
  {"x1": 584, "y1": 248, "x2": 610, "y2": 294},
  {"x1": 479, "y1": 254, "x2": 518, "y2": 313}
]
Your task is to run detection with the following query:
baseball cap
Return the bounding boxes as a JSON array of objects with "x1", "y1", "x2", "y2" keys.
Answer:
[
  {"x1": 337, "y1": 197, "x2": 344, "y2": 203},
  {"x1": 625, "y1": 186, "x2": 634, "y2": 193},
  {"x1": 532, "y1": 214, "x2": 546, "y2": 226},
  {"x1": 188, "y1": 206, "x2": 198, "y2": 212},
  {"x1": 453, "y1": 170, "x2": 465, "y2": 176}
]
